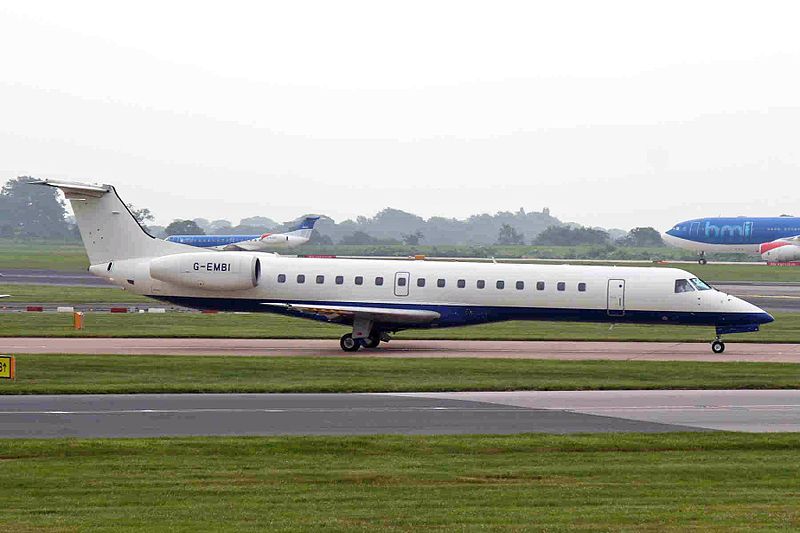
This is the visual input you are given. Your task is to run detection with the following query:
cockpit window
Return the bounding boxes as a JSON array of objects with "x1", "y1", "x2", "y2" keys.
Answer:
[
  {"x1": 689, "y1": 278, "x2": 712, "y2": 291},
  {"x1": 674, "y1": 279, "x2": 695, "y2": 293}
]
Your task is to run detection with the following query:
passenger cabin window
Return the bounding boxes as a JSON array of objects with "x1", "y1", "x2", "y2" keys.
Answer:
[
  {"x1": 335, "y1": 275, "x2": 344, "y2": 285},
  {"x1": 689, "y1": 278, "x2": 712, "y2": 291},
  {"x1": 417, "y1": 278, "x2": 426, "y2": 287},
  {"x1": 496, "y1": 280, "x2": 505, "y2": 289},
  {"x1": 437, "y1": 278, "x2": 446, "y2": 288},
  {"x1": 457, "y1": 279, "x2": 466, "y2": 288},
  {"x1": 316, "y1": 275, "x2": 324, "y2": 284},
  {"x1": 296, "y1": 274, "x2": 305, "y2": 284},
  {"x1": 397, "y1": 277, "x2": 407, "y2": 287},
  {"x1": 578, "y1": 282, "x2": 587, "y2": 292},
  {"x1": 477, "y1": 280, "x2": 486, "y2": 289},
  {"x1": 277, "y1": 274, "x2": 286, "y2": 283},
  {"x1": 674, "y1": 279, "x2": 695, "y2": 293},
  {"x1": 355, "y1": 276, "x2": 363, "y2": 285},
  {"x1": 375, "y1": 276, "x2": 384, "y2": 286},
  {"x1": 515, "y1": 281, "x2": 524, "y2": 290},
  {"x1": 557, "y1": 282, "x2": 565, "y2": 291},
  {"x1": 536, "y1": 281, "x2": 545, "y2": 291}
]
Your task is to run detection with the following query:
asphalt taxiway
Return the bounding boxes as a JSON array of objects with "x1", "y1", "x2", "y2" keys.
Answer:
[
  {"x1": 6, "y1": 337, "x2": 800, "y2": 362},
  {"x1": 1, "y1": 390, "x2": 797, "y2": 438}
]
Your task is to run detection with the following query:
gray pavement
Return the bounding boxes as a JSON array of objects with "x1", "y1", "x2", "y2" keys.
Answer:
[
  {"x1": 0, "y1": 393, "x2": 702, "y2": 438},
  {"x1": 0, "y1": 269, "x2": 110, "y2": 286},
  {"x1": 397, "y1": 390, "x2": 800, "y2": 432},
  {"x1": 6, "y1": 337, "x2": 800, "y2": 362},
  {"x1": 3, "y1": 389, "x2": 799, "y2": 438}
]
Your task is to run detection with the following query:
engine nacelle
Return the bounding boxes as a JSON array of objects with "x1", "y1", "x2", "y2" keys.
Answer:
[
  {"x1": 149, "y1": 252, "x2": 261, "y2": 291},
  {"x1": 760, "y1": 241, "x2": 800, "y2": 262}
]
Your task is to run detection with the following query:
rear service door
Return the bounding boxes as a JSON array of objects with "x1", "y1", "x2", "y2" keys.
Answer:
[
  {"x1": 394, "y1": 272, "x2": 410, "y2": 297},
  {"x1": 607, "y1": 279, "x2": 625, "y2": 316}
]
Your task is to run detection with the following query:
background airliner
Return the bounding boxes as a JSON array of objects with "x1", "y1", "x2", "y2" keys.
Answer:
[
  {"x1": 166, "y1": 216, "x2": 320, "y2": 251},
  {"x1": 664, "y1": 216, "x2": 800, "y2": 263},
  {"x1": 33, "y1": 180, "x2": 773, "y2": 354}
]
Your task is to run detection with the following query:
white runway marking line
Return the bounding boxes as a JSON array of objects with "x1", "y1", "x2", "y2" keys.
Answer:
[{"x1": 0, "y1": 407, "x2": 527, "y2": 416}]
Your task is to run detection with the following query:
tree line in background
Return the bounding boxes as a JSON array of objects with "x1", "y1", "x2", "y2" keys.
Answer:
[{"x1": 0, "y1": 176, "x2": 664, "y2": 248}]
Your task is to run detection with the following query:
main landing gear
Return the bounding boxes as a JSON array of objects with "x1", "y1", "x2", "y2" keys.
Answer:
[
  {"x1": 698, "y1": 251, "x2": 708, "y2": 265},
  {"x1": 711, "y1": 337, "x2": 725, "y2": 354},
  {"x1": 339, "y1": 332, "x2": 386, "y2": 352}
]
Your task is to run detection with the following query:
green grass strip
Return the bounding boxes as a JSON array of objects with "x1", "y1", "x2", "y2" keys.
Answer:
[
  {"x1": 1, "y1": 433, "x2": 800, "y2": 530},
  {"x1": 1, "y1": 355, "x2": 799, "y2": 394}
]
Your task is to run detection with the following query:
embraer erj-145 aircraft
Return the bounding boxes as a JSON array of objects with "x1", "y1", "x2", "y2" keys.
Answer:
[
  {"x1": 664, "y1": 216, "x2": 800, "y2": 264},
  {"x1": 35, "y1": 180, "x2": 773, "y2": 353},
  {"x1": 165, "y1": 216, "x2": 320, "y2": 251}
]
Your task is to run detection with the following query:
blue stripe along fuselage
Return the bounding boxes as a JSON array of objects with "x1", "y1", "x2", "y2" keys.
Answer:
[{"x1": 147, "y1": 295, "x2": 773, "y2": 332}]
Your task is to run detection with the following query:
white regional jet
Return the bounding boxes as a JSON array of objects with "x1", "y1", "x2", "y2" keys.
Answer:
[{"x1": 34, "y1": 180, "x2": 773, "y2": 353}]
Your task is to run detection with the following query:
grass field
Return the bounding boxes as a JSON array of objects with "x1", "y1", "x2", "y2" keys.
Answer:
[
  {"x1": 1, "y1": 355, "x2": 799, "y2": 394},
  {"x1": 0, "y1": 240, "x2": 89, "y2": 271},
  {"x1": 0, "y1": 283, "x2": 153, "y2": 303},
  {"x1": 1, "y1": 433, "x2": 799, "y2": 530},
  {"x1": 1, "y1": 310, "x2": 798, "y2": 342}
]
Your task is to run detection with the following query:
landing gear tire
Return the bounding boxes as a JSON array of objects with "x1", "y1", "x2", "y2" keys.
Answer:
[
  {"x1": 340, "y1": 333, "x2": 360, "y2": 352},
  {"x1": 699, "y1": 258, "x2": 708, "y2": 265},
  {"x1": 362, "y1": 336, "x2": 381, "y2": 349},
  {"x1": 711, "y1": 340, "x2": 725, "y2": 354}
]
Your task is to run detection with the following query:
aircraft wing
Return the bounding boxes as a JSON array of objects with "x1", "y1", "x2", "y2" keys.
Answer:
[
  {"x1": 261, "y1": 302, "x2": 440, "y2": 324},
  {"x1": 0, "y1": 295, "x2": 10, "y2": 299}
]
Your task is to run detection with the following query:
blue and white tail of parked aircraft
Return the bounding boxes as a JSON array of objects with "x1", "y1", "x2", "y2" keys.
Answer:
[
  {"x1": 31, "y1": 179, "x2": 773, "y2": 353},
  {"x1": 166, "y1": 216, "x2": 320, "y2": 252},
  {"x1": 664, "y1": 217, "x2": 800, "y2": 263}
]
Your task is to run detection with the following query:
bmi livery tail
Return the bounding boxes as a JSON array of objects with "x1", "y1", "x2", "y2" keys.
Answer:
[{"x1": 33, "y1": 179, "x2": 772, "y2": 354}]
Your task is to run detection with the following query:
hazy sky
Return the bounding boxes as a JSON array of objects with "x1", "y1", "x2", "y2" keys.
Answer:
[{"x1": 1, "y1": 1, "x2": 798, "y2": 229}]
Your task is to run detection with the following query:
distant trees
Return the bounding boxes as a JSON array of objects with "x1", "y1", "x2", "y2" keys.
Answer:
[
  {"x1": 496, "y1": 224, "x2": 525, "y2": 245},
  {"x1": 616, "y1": 227, "x2": 665, "y2": 247},
  {"x1": 402, "y1": 230, "x2": 424, "y2": 246},
  {"x1": 308, "y1": 229, "x2": 333, "y2": 245},
  {"x1": 534, "y1": 226, "x2": 609, "y2": 246},
  {"x1": 339, "y1": 231, "x2": 400, "y2": 245},
  {"x1": 164, "y1": 219, "x2": 205, "y2": 236},
  {"x1": 127, "y1": 204, "x2": 154, "y2": 231},
  {"x1": 0, "y1": 176, "x2": 74, "y2": 239}
]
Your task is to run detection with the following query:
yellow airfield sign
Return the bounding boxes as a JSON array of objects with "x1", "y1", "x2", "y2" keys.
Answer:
[{"x1": 0, "y1": 355, "x2": 15, "y2": 379}]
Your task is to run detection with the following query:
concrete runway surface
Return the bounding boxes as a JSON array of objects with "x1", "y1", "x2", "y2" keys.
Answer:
[
  {"x1": 6, "y1": 337, "x2": 800, "y2": 362},
  {"x1": 1, "y1": 390, "x2": 797, "y2": 438}
]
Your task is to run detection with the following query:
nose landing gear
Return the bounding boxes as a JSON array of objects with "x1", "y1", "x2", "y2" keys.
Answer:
[
  {"x1": 711, "y1": 337, "x2": 725, "y2": 354},
  {"x1": 698, "y1": 251, "x2": 708, "y2": 265}
]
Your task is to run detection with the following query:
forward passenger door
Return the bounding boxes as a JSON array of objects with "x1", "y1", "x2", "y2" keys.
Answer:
[{"x1": 607, "y1": 279, "x2": 625, "y2": 316}]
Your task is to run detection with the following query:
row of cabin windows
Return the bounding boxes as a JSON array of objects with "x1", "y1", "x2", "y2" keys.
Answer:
[{"x1": 276, "y1": 274, "x2": 587, "y2": 292}]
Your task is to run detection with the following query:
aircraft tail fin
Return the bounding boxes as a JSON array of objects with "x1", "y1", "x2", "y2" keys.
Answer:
[
  {"x1": 287, "y1": 216, "x2": 320, "y2": 239},
  {"x1": 31, "y1": 180, "x2": 193, "y2": 264}
]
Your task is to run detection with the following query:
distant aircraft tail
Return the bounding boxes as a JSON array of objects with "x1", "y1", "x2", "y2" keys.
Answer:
[
  {"x1": 287, "y1": 216, "x2": 320, "y2": 239},
  {"x1": 31, "y1": 180, "x2": 193, "y2": 264}
]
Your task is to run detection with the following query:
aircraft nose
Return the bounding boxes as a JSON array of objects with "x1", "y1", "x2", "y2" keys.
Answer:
[{"x1": 733, "y1": 295, "x2": 774, "y2": 324}]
